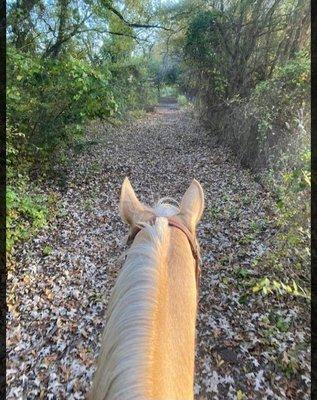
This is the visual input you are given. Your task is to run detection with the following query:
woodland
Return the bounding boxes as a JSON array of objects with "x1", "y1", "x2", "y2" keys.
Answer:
[{"x1": 7, "y1": 0, "x2": 311, "y2": 398}]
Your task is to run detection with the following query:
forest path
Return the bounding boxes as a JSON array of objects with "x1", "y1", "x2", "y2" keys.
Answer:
[{"x1": 7, "y1": 108, "x2": 310, "y2": 399}]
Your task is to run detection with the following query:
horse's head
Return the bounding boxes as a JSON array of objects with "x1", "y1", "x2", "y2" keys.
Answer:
[{"x1": 119, "y1": 177, "x2": 205, "y2": 238}]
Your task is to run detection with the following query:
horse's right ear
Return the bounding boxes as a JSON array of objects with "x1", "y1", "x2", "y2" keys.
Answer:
[
  {"x1": 119, "y1": 177, "x2": 144, "y2": 226},
  {"x1": 179, "y1": 179, "x2": 204, "y2": 233}
]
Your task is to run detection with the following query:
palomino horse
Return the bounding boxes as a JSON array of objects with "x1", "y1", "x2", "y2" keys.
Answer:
[{"x1": 90, "y1": 177, "x2": 205, "y2": 400}]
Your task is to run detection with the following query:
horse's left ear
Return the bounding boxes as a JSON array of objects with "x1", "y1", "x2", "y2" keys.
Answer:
[
  {"x1": 180, "y1": 179, "x2": 205, "y2": 232},
  {"x1": 119, "y1": 177, "x2": 144, "y2": 226}
]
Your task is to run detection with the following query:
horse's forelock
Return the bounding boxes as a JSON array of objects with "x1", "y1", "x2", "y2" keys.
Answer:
[{"x1": 153, "y1": 197, "x2": 180, "y2": 218}]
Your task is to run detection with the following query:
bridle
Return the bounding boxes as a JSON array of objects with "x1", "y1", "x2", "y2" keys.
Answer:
[{"x1": 126, "y1": 215, "x2": 201, "y2": 300}]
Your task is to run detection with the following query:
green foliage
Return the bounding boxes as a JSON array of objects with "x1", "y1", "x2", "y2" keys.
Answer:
[
  {"x1": 185, "y1": 11, "x2": 218, "y2": 63},
  {"x1": 108, "y1": 57, "x2": 158, "y2": 113},
  {"x1": 148, "y1": 57, "x2": 181, "y2": 93},
  {"x1": 7, "y1": 47, "x2": 117, "y2": 157},
  {"x1": 178, "y1": 0, "x2": 310, "y2": 103},
  {"x1": 183, "y1": 10, "x2": 227, "y2": 97},
  {"x1": 6, "y1": 183, "x2": 59, "y2": 253},
  {"x1": 256, "y1": 51, "x2": 310, "y2": 95},
  {"x1": 43, "y1": 245, "x2": 53, "y2": 256},
  {"x1": 235, "y1": 268, "x2": 252, "y2": 279},
  {"x1": 248, "y1": 145, "x2": 310, "y2": 300},
  {"x1": 160, "y1": 85, "x2": 178, "y2": 97},
  {"x1": 251, "y1": 277, "x2": 310, "y2": 299},
  {"x1": 252, "y1": 52, "x2": 310, "y2": 150},
  {"x1": 177, "y1": 94, "x2": 189, "y2": 107},
  {"x1": 128, "y1": 108, "x2": 147, "y2": 119},
  {"x1": 263, "y1": 149, "x2": 310, "y2": 279}
]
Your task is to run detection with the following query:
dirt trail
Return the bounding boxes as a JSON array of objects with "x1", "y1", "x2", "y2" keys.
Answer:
[{"x1": 7, "y1": 107, "x2": 310, "y2": 399}]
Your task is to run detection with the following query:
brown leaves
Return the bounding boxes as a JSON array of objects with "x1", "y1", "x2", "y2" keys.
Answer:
[{"x1": 44, "y1": 288, "x2": 54, "y2": 300}]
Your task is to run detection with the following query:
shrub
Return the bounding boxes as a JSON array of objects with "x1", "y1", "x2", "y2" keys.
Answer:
[
  {"x1": 7, "y1": 47, "x2": 117, "y2": 163},
  {"x1": 160, "y1": 85, "x2": 179, "y2": 98},
  {"x1": 200, "y1": 52, "x2": 310, "y2": 171},
  {"x1": 251, "y1": 51, "x2": 310, "y2": 170},
  {"x1": 6, "y1": 182, "x2": 59, "y2": 254},
  {"x1": 177, "y1": 94, "x2": 189, "y2": 107},
  {"x1": 108, "y1": 58, "x2": 158, "y2": 113}
]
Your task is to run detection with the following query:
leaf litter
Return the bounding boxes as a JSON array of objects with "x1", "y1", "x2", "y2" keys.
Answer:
[{"x1": 7, "y1": 107, "x2": 310, "y2": 399}]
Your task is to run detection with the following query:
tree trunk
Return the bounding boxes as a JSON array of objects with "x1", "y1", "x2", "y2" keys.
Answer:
[{"x1": 46, "y1": 0, "x2": 69, "y2": 58}]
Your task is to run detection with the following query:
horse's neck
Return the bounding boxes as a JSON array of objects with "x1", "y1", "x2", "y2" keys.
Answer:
[
  {"x1": 91, "y1": 218, "x2": 197, "y2": 400},
  {"x1": 149, "y1": 226, "x2": 197, "y2": 399}
]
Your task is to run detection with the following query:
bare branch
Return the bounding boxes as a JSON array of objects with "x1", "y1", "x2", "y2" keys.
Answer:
[
  {"x1": 78, "y1": 28, "x2": 147, "y2": 42},
  {"x1": 105, "y1": 4, "x2": 174, "y2": 32}
]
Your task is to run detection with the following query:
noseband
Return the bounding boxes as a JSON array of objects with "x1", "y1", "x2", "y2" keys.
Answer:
[{"x1": 126, "y1": 216, "x2": 201, "y2": 300}]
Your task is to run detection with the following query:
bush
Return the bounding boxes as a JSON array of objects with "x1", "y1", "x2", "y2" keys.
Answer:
[
  {"x1": 7, "y1": 47, "x2": 117, "y2": 162},
  {"x1": 256, "y1": 145, "x2": 311, "y2": 293},
  {"x1": 6, "y1": 181, "x2": 59, "y2": 254},
  {"x1": 251, "y1": 51, "x2": 310, "y2": 169},
  {"x1": 201, "y1": 52, "x2": 310, "y2": 171},
  {"x1": 177, "y1": 94, "x2": 189, "y2": 107},
  {"x1": 160, "y1": 85, "x2": 179, "y2": 98},
  {"x1": 108, "y1": 57, "x2": 158, "y2": 114}
]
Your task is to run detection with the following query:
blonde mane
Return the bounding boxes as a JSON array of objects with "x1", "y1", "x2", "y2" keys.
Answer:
[{"x1": 91, "y1": 201, "x2": 180, "y2": 400}]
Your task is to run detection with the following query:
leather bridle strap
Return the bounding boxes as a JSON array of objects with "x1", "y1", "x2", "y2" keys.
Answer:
[
  {"x1": 167, "y1": 216, "x2": 201, "y2": 294},
  {"x1": 126, "y1": 216, "x2": 201, "y2": 299}
]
